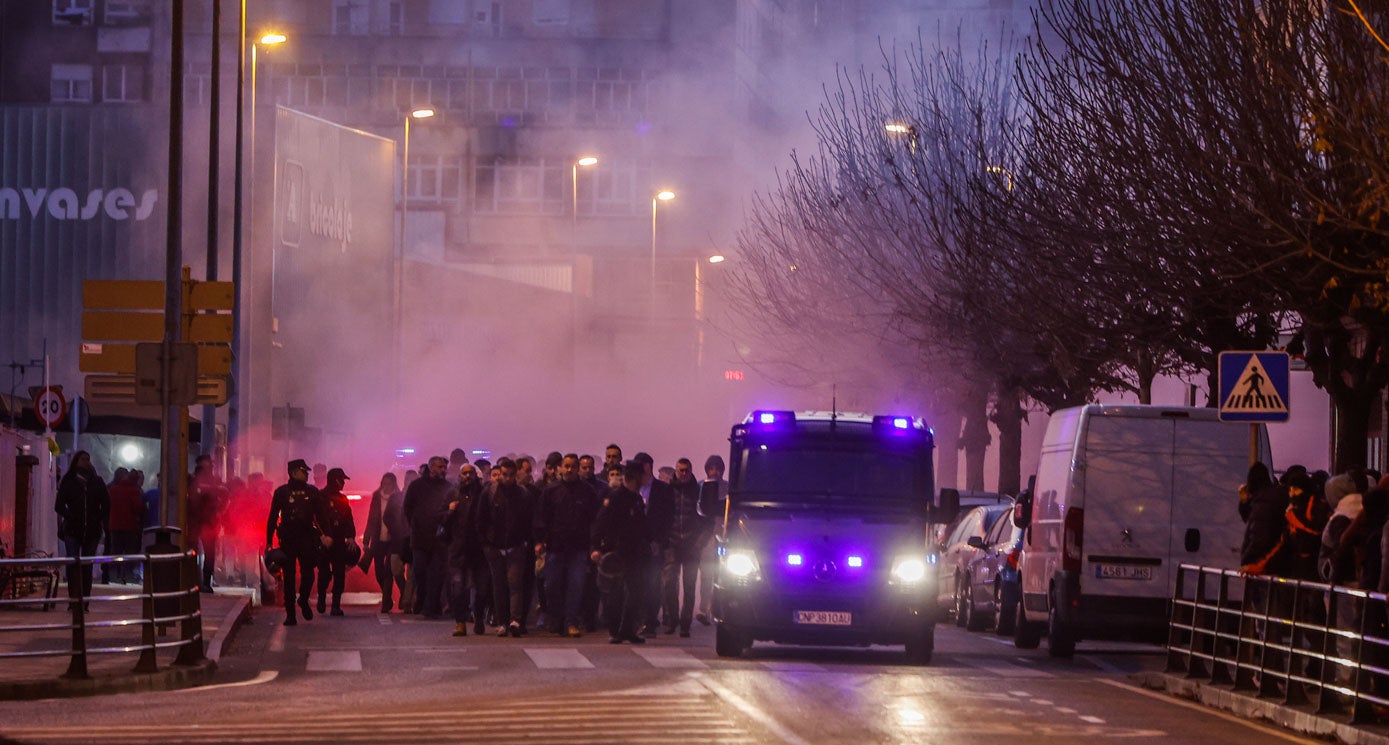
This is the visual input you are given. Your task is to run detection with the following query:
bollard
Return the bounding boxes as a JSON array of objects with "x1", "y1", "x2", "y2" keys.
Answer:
[
  {"x1": 173, "y1": 552, "x2": 206, "y2": 666},
  {"x1": 60, "y1": 556, "x2": 88, "y2": 680},
  {"x1": 145, "y1": 527, "x2": 183, "y2": 638}
]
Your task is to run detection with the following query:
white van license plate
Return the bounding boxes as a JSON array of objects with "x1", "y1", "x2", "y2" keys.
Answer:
[
  {"x1": 1095, "y1": 564, "x2": 1154, "y2": 580},
  {"x1": 794, "y1": 610, "x2": 852, "y2": 625}
]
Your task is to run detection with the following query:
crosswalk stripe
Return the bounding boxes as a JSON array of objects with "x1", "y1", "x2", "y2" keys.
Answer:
[
  {"x1": 524, "y1": 647, "x2": 595, "y2": 669},
  {"x1": 305, "y1": 650, "x2": 362, "y2": 672},
  {"x1": 759, "y1": 660, "x2": 826, "y2": 672},
  {"x1": 632, "y1": 647, "x2": 708, "y2": 668}
]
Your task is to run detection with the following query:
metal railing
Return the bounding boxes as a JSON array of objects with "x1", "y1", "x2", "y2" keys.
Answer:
[
  {"x1": 1167, "y1": 563, "x2": 1389, "y2": 723},
  {"x1": 0, "y1": 552, "x2": 206, "y2": 679}
]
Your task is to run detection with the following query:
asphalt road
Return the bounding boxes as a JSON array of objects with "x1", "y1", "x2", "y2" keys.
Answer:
[{"x1": 0, "y1": 604, "x2": 1319, "y2": 745}]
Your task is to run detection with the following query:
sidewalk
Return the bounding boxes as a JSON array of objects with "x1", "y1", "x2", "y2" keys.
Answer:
[
  {"x1": 0, "y1": 583, "x2": 251, "y2": 700},
  {"x1": 1138, "y1": 670, "x2": 1389, "y2": 745}
]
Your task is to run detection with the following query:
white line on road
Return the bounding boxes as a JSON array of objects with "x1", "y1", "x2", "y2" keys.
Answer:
[
  {"x1": 377, "y1": 615, "x2": 392, "y2": 625},
  {"x1": 1055, "y1": 707, "x2": 1076, "y2": 714},
  {"x1": 695, "y1": 674, "x2": 813, "y2": 745},
  {"x1": 1008, "y1": 690, "x2": 1032, "y2": 698},
  {"x1": 1079, "y1": 715, "x2": 1105, "y2": 724},
  {"x1": 960, "y1": 659, "x2": 1054, "y2": 679},
  {"x1": 306, "y1": 650, "x2": 362, "y2": 672},
  {"x1": 175, "y1": 670, "x2": 279, "y2": 693},
  {"x1": 524, "y1": 648, "x2": 594, "y2": 669},
  {"x1": 632, "y1": 647, "x2": 708, "y2": 669},
  {"x1": 1096, "y1": 678, "x2": 1322, "y2": 744},
  {"x1": 759, "y1": 661, "x2": 827, "y2": 672},
  {"x1": 422, "y1": 666, "x2": 479, "y2": 671},
  {"x1": 268, "y1": 624, "x2": 286, "y2": 652}
]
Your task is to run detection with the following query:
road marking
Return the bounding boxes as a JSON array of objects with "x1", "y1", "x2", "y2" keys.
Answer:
[
  {"x1": 1079, "y1": 654, "x2": 1127, "y2": 674},
  {"x1": 979, "y1": 635, "x2": 1015, "y2": 646},
  {"x1": 525, "y1": 647, "x2": 594, "y2": 669},
  {"x1": 175, "y1": 670, "x2": 279, "y2": 692},
  {"x1": 1096, "y1": 678, "x2": 1322, "y2": 744},
  {"x1": 1033, "y1": 699, "x2": 1053, "y2": 705},
  {"x1": 696, "y1": 673, "x2": 814, "y2": 745},
  {"x1": 1056, "y1": 707, "x2": 1076, "y2": 714},
  {"x1": 960, "y1": 659, "x2": 1054, "y2": 678},
  {"x1": 633, "y1": 647, "x2": 708, "y2": 668},
  {"x1": 377, "y1": 615, "x2": 392, "y2": 625},
  {"x1": 306, "y1": 650, "x2": 362, "y2": 672},
  {"x1": 1080, "y1": 715, "x2": 1105, "y2": 724},
  {"x1": 1008, "y1": 690, "x2": 1032, "y2": 698},
  {"x1": 268, "y1": 624, "x2": 286, "y2": 652},
  {"x1": 422, "y1": 666, "x2": 479, "y2": 671},
  {"x1": 759, "y1": 661, "x2": 826, "y2": 672}
]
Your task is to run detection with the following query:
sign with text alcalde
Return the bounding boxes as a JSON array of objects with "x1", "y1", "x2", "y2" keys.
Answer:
[{"x1": 1218, "y1": 351, "x2": 1291, "y2": 423}]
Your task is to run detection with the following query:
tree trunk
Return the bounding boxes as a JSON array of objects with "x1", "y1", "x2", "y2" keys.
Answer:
[
  {"x1": 1332, "y1": 386, "x2": 1376, "y2": 473},
  {"x1": 934, "y1": 408, "x2": 961, "y2": 490},
  {"x1": 1300, "y1": 319, "x2": 1388, "y2": 473},
  {"x1": 1135, "y1": 348, "x2": 1154, "y2": 405},
  {"x1": 992, "y1": 386, "x2": 1025, "y2": 496},
  {"x1": 960, "y1": 383, "x2": 991, "y2": 491}
]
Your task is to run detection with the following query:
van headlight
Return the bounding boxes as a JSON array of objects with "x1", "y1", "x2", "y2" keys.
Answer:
[
  {"x1": 891, "y1": 557, "x2": 928, "y2": 584},
  {"x1": 723, "y1": 550, "x2": 761, "y2": 581}
]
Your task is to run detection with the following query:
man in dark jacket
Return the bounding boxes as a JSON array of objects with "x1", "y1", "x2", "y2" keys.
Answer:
[
  {"x1": 634, "y1": 452, "x2": 673, "y2": 635},
  {"x1": 535, "y1": 454, "x2": 601, "y2": 636},
  {"x1": 362, "y1": 472, "x2": 407, "y2": 613},
  {"x1": 266, "y1": 459, "x2": 322, "y2": 625},
  {"x1": 592, "y1": 460, "x2": 651, "y2": 644},
  {"x1": 315, "y1": 468, "x2": 357, "y2": 616},
  {"x1": 660, "y1": 458, "x2": 709, "y2": 636},
  {"x1": 404, "y1": 456, "x2": 452, "y2": 618},
  {"x1": 1240, "y1": 465, "x2": 1291, "y2": 577},
  {"x1": 55, "y1": 450, "x2": 109, "y2": 602},
  {"x1": 444, "y1": 463, "x2": 484, "y2": 637},
  {"x1": 476, "y1": 458, "x2": 534, "y2": 636}
]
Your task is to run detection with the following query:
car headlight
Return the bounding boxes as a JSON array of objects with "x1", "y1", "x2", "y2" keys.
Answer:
[
  {"x1": 891, "y1": 557, "x2": 928, "y2": 584},
  {"x1": 723, "y1": 550, "x2": 761, "y2": 580}
]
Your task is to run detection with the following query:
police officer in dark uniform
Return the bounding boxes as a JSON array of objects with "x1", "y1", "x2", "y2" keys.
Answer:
[
  {"x1": 590, "y1": 460, "x2": 651, "y2": 644},
  {"x1": 266, "y1": 459, "x2": 322, "y2": 626},
  {"x1": 316, "y1": 467, "x2": 357, "y2": 617}
]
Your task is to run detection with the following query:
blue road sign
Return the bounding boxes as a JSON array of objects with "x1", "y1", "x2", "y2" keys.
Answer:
[{"x1": 1218, "y1": 351, "x2": 1291, "y2": 423}]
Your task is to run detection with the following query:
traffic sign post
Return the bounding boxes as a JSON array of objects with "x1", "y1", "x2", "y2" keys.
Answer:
[
  {"x1": 1218, "y1": 351, "x2": 1291, "y2": 465},
  {"x1": 33, "y1": 386, "x2": 66, "y2": 430}
]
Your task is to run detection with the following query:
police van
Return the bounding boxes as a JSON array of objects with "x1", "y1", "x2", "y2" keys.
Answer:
[{"x1": 711, "y1": 410, "x2": 941, "y2": 664}]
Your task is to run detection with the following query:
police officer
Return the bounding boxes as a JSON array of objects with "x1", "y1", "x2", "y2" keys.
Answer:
[
  {"x1": 266, "y1": 459, "x2": 322, "y2": 626},
  {"x1": 316, "y1": 467, "x2": 357, "y2": 616},
  {"x1": 591, "y1": 460, "x2": 651, "y2": 644}
]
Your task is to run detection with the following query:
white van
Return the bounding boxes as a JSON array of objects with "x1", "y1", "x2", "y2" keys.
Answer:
[{"x1": 1012, "y1": 405, "x2": 1270, "y2": 657}]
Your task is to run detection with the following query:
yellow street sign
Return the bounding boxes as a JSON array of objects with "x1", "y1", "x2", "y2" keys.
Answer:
[
  {"x1": 82, "y1": 280, "x2": 164, "y2": 310},
  {"x1": 79, "y1": 343, "x2": 232, "y2": 376},
  {"x1": 83, "y1": 279, "x2": 235, "y2": 311},
  {"x1": 84, "y1": 375, "x2": 229, "y2": 406},
  {"x1": 82, "y1": 312, "x2": 233, "y2": 343}
]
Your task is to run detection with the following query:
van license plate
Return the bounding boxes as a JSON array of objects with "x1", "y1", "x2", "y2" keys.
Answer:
[
  {"x1": 794, "y1": 610, "x2": 852, "y2": 626},
  {"x1": 1095, "y1": 564, "x2": 1154, "y2": 580}
]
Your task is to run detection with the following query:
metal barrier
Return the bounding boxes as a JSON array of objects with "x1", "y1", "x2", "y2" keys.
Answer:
[
  {"x1": 1167, "y1": 563, "x2": 1389, "y2": 723},
  {"x1": 0, "y1": 552, "x2": 206, "y2": 679}
]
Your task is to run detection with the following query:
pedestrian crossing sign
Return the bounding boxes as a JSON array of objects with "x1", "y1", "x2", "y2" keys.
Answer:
[{"x1": 1218, "y1": 351, "x2": 1291, "y2": 422}]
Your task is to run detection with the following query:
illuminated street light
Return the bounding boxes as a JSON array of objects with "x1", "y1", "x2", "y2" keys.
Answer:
[
  {"x1": 572, "y1": 155, "x2": 598, "y2": 229},
  {"x1": 651, "y1": 189, "x2": 677, "y2": 319},
  {"x1": 986, "y1": 164, "x2": 1014, "y2": 192},
  {"x1": 708, "y1": 254, "x2": 726, "y2": 264},
  {"x1": 885, "y1": 122, "x2": 917, "y2": 154},
  {"x1": 396, "y1": 106, "x2": 436, "y2": 407},
  {"x1": 230, "y1": 23, "x2": 288, "y2": 472},
  {"x1": 411, "y1": 107, "x2": 435, "y2": 119}
]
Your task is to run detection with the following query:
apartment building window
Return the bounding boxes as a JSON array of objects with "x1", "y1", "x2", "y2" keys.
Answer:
[
  {"x1": 533, "y1": 0, "x2": 569, "y2": 25},
  {"x1": 51, "y1": 64, "x2": 94, "y2": 102},
  {"x1": 473, "y1": 158, "x2": 565, "y2": 215},
  {"x1": 474, "y1": 2, "x2": 501, "y2": 37},
  {"x1": 408, "y1": 156, "x2": 462, "y2": 205},
  {"x1": 52, "y1": 0, "x2": 92, "y2": 25},
  {"x1": 102, "y1": 64, "x2": 144, "y2": 102},
  {"x1": 332, "y1": 0, "x2": 369, "y2": 36},
  {"x1": 386, "y1": 0, "x2": 404, "y2": 35},
  {"x1": 104, "y1": 0, "x2": 151, "y2": 24}
]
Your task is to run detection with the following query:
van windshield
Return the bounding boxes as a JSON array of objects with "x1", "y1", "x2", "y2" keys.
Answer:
[{"x1": 736, "y1": 447, "x2": 924, "y2": 511}]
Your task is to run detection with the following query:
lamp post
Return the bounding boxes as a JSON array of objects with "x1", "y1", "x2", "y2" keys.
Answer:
[
  {"x1": 650, "y1": 189, "x2": 675, "y2": 320},
  {"x1": 572, "y1": 155, "x2": 597, "y2": 231},
  {"x1": 228, "y1": 15, "x2": 284, "y2": 476},
  {"x1": 394, "y1": 107, "x2": 434, "y2": 409},
  {"x1": 885, "y1": 121, "x2": 917, "y2": 154}
]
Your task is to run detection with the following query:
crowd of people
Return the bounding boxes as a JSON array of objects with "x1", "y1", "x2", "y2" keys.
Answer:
[{"x1": 264, "y1": 445, "x2": 730, "y2": 644}]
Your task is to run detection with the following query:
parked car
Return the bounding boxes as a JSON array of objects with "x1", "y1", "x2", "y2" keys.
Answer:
[
  {"x1": 936, "y1": 503, "x2": 1011, "y2": 626},
  {"x1": 962, "y1": 506, "x2": 1025, "y2": 634},
  {"x1": 930, "y1": 489, "x2": 1010, "y2": 546}
]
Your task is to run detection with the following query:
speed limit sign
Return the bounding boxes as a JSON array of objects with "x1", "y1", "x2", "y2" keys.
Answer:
[{"x1": 35, "y1": 386, "x2": 67, "y2": 429}]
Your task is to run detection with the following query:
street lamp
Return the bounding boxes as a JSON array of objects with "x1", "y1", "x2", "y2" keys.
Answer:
[
  {"x1": 885, "y1": 121, "x2": 917, "y2": 154},
  {"x1": 394, "y1": 107, "x2": 434, "y2": 407},
  {"x1": 572, "y1": 155, "x2": 598, "y2": 230},
  {"x1": 651, "y1": 189, "x2": 675, "y2": 319},
  {"x1": 228, "y1": 17, "x2": 285, "y2": 476},
  {"x1": 986, "y1": 164, "x2": 1014, "y2": 192}
]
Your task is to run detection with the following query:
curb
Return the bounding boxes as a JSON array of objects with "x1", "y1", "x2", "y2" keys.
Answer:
[
  {"x1": 0, "y1": 659, "x2": 217, "y2": 702},
  {"x1": 1135, "y1": 671, "x2": 1389, "y2": 745},
  {"x1": 206, "y1": 595, "x2": 251, "y2": 663}
]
